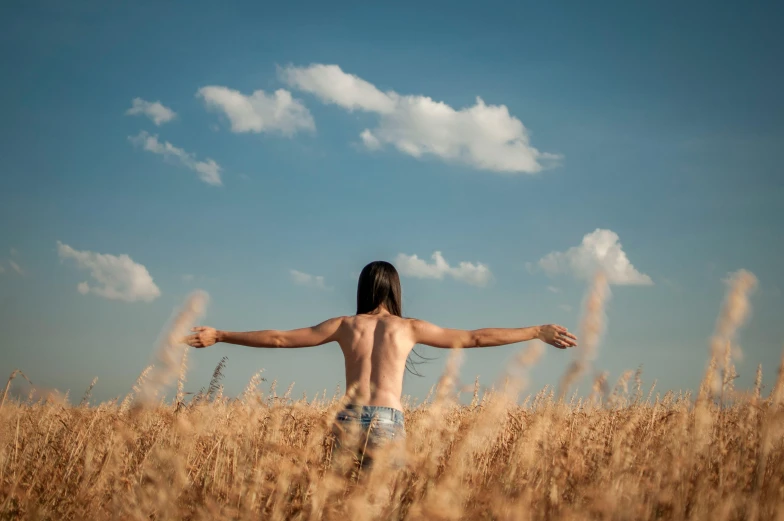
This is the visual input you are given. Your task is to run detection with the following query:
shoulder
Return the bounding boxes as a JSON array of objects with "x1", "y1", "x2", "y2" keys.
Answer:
[
  {"x1": 316, "y1": 316, "x2": 347, "y2": 330},
  {"x1": 403, "y1": 317, "x2": 429, "y2": 333},
  {"x1": 332, "y1": 316, "x2": 349, "y2": 325}
]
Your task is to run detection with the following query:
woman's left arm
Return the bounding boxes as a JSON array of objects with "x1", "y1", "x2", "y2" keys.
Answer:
[{"x1": 185, "y1": 317, "x2": 344, "y2": 349}]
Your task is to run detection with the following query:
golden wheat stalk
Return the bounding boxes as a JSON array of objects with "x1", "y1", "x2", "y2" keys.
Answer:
[
  {"x1": 139, "y1": 290, "x2": 209, "y2": 406},
  {"x1": 559, "y1": 270, "x2": 610, "y2": 399},
  {"x1": 0, "y1": 369, "x2": 32, "y2": 411}
]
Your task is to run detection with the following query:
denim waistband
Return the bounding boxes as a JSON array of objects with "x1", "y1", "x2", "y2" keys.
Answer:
[{"x1": 341, "y1": 404, "x2": 405, "y2": 423}]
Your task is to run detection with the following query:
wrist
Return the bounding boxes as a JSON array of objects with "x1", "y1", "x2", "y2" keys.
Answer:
[
  {"x1": 533, "y1": 326, "x2": 543, "y2": 341},
  {"x1": 216, "y1": 330, "x2": 226, "y2": 343}
]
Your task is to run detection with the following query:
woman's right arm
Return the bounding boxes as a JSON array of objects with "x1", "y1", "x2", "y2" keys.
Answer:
[{"x1": 410, "y1": 320, "x2": 577, "y2": 350}]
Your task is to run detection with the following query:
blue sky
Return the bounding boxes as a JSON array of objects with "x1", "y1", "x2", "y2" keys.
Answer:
[{"x1": 1, "y1": 1, "x2": 782, "y2": 404}]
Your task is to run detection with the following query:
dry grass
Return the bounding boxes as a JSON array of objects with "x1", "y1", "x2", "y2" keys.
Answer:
[{"x1": 2, "y1": 273, "x2": 783, "y2": 520}]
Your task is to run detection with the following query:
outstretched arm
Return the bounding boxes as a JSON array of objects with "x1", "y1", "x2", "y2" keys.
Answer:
[
  {"x1": 184, "y1": 317, "x2": 344, "y2": 349},
  {"x1": 411, "y1": 320, "x2": 577, "y2": 350}
]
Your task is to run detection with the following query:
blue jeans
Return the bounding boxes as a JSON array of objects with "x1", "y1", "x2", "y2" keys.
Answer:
[{"x1": 330, "y1": 405, "x2": 406, "y2": 469}]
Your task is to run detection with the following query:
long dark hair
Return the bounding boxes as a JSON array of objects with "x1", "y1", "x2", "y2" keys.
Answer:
[
  {"x1": 356, "y1": 261, "x2": 402, "y2": 316},
  {"x1": 356, "y1": 261, "x2": 431, "y2": 376}
]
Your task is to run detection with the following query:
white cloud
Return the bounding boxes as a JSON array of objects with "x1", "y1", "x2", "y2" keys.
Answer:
[
  {"x1": 57, "y1": 241, "x2": 161, "y2": 302},
  {"x1": 289, "y1": 269, "x2": 328, "y2": 290},
  {"x1": 280, "y1": 64, "x2": 560, "y2": 173},
  {"x1": 537, "y1": 229, "x2": 653, "y2": 286},
  {"x1": 129, "y1": 131, "x2": 222, "y2": 186},
  {"x1": 198, "y1": 86, "x2": 314, "y2": 136},
  {"x1": 126, "y1": 98, "x2": 177, "y2": 126},
  {"x1": 9, "y1": 260, "x2": 24, "y2": 275},
  {"x1": 359, "y1": 128, "x2": 381, "y2": 150},
  {"x1": 547, "y1": 286, "x2": 561, "y2": 293},
  {"x1": 394, "y1": 251, "x2": 492, "y2": 287},
  {"x1": 279, "y1": 64, "x2": 396, "y2": 114}
]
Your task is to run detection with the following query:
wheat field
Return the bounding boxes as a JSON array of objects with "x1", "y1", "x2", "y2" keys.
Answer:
[{"x1": 1, "y1": 272, "x2": 783, "y2": 520}]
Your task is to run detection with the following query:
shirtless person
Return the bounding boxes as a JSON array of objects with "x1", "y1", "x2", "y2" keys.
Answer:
[{"x1": 184, "y1": 261, "x2": 577, "y2": 464}]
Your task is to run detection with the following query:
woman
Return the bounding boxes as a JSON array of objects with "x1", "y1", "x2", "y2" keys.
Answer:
[{"x1": 185, "y1": 261, "x2": 577, "y2": 466}]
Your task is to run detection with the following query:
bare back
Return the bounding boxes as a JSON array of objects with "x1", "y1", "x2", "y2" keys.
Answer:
[{"x1": 335, "y1": 313, "x2": 415, "y2": 410}]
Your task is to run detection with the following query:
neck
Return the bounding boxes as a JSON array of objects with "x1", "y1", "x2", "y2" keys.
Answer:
[{"x1": 368, "y1": 305, "x2": 390, "y2": 316}]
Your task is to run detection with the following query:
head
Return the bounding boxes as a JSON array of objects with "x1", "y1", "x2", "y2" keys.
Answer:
[{"x1": 356, "y1": 261, "x2": 402, "y2": 316}]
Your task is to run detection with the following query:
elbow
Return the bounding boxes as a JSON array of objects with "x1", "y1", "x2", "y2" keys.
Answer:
[
  {"x1": 269, "y1": 332, "x2": 286, "y2": 348},
  {"x1": 465, "y1": 332, "x2": 482, "y2": 349}
]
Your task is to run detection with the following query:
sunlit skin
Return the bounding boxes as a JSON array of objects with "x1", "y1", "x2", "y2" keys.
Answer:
[{"x1": 184, "y1": 307, "x2": 577, "y2": 411}]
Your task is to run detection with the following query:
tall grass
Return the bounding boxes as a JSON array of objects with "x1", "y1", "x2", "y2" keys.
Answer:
[{"x1": 1, "y1": 276, "x2": 783, "y2": 520}]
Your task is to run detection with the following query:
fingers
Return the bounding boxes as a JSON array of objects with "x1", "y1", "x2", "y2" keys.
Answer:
[
  {"x1": 182, "y1": 333, "x2": 204, "y2": 348},
  {"x1": 555, "y1": 325, "x2": 575, "y2": 336},
  {"x1": 550, "y1": 331, "x2": 577, "y2": 348},
  {"x1": 192, "y1": 326, "x2": 206, "y2": 332},
  {"x1": 558, "y1": 333, "x2": 578, "y2": 347},
  {"x1": 553, "y1": 324, "x2": 578, "y2": 343}
]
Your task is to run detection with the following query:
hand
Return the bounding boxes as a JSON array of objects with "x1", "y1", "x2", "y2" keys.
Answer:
[
  {"x1": 183, "y1": 326, "x2": 220, "y2": 348},
  {"x1": 537, "y1": 324, "x2": 577, "y2": 349}
]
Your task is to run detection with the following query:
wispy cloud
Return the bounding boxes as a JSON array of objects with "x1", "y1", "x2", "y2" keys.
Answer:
[
  {"x1": 280, "y1": 63, "x2": 560, "y2": 173},
  {"x1": 3, "y1": 249, "x2": 24, "y2": 275},
  {"x1": 129, "y1": 131, "x2": 222, "y2": 186},
  {"x1": 9, "y1": 260, "x2": 24, "y2": 275},
  {"x1": 537, "y1": 229, "x2": 653, "y2": 286},
  {"x1": 198, "y1": 86, "x2": 314, "y2": 136},
  {"x1": 126, "y1": 98, "x2": 177, "y2": 126},
  {"x1": 57, "y1": 241, "x2": 161, "y2": 302},
  {"x1": 394, "y1": 251, "x2": 492, "y2": 287},
  {"x1": 547, "y1": 286, "x2": 561, "y2": 293},
  {"x1": 289, "y1": 269, "x2": 329, "y2": 290}
]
